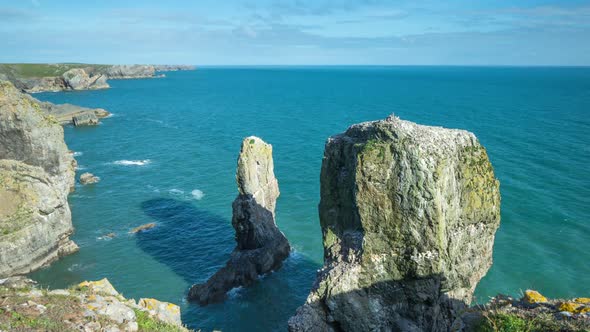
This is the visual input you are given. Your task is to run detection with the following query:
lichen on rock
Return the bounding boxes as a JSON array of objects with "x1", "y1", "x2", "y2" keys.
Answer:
[
  {"x1": 0, "y1": 80, "x2": 77, "y2": 277},
  {"x1": 188, "y1": 136, "x2": 290, "y2": 305},
  {"x1": 289, "y1": 115, "x2": 501, "y2": 332}
]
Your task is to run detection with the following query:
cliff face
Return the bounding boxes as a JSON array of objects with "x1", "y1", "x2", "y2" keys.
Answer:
[
  {"x1": 105, "y1": 65, "x2": 156, "y2": 79},
  {"x1": 62, "y1": 68, "x2": 109, "y2": 90},
  {"x1": 188, "y1": 136, "x2": 291, "y2": 305},
  {"x1": 289, "y1": 115, "x2": 501, "y2": 332},
  {"x1": 0, "y1": 81, "x2": 78, "y2": 277}
]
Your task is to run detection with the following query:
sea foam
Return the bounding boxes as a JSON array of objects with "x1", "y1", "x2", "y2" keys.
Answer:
[
  {"x1": 192, "y1": 189, "x2": 205, "y2": 200},
  {"x1": 112, "y1": 159, "x2": 152, "y2": 166}
]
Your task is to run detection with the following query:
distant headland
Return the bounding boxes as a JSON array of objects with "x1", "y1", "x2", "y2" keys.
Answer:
[{"x1": 0, "y1": 63, "x2": 195, "y2": 93}]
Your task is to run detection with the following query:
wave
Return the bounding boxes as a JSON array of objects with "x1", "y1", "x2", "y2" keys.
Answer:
[
  {"x1": 192, "y1": 189, "x2": 205, "y2": 200},
  {"x1": 73, "y1": 151, "x2": 83, "y2": 157},
  {"x1": 112, "y1": 159, "x2": 152, "y2": 166},
  {"x1": 169, "y1": 189, "x2": 184, "y2": 195}
]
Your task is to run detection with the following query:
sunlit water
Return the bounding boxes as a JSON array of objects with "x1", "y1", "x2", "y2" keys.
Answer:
[{"x1": 30, "y1": 67, "x2": 590, "y2": 331}]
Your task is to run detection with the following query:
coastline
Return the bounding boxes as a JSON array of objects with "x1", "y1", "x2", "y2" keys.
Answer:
[{"x1": 1, "y1": 67, "x2": 588, "y2": 331}]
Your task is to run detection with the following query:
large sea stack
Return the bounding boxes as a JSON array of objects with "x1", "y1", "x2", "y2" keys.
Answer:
[
  {"x1": 0, "y1": 81, "x2": 78, "y2": 277},
  {"x1": 188, "y1": 136, "x2": 291, "y2": 305},
  {"x1": 289, "y1": 115, "x2": 501, "y2": 332}
]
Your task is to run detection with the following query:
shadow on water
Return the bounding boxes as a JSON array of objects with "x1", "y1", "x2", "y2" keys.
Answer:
[
  {"x1": 137, "y1": 197, "x2": 321, "y2": 331},
  {"x1": 137, "y1": 198, "x2": 235, "y2": 285}
]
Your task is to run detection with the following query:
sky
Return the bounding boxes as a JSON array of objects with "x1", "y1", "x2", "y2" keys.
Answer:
[{"x1": 0, "y1": 0, "x2": 589, "y2": 65}]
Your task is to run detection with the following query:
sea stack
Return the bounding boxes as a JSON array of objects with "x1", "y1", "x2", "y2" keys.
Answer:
[
  {"x1": 188, "y1": 136, "x2": 291, "y2": 305},
  {"x1": 0, "y1": 81, "x2": 78, "y2": 277},
  {"x1": 288, "y1": 115, "x2": 501, "y2": 332}
]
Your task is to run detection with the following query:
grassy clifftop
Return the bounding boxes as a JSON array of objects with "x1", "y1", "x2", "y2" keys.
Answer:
[{"x1": 0, "y1": 64, "x2": 110, "y2": 78}]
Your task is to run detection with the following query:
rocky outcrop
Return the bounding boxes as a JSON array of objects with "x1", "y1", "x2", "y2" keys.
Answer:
[
  {"x1": 73, "y1": 112, "x2": 99, "y2": 126},
  {"x1": 188, "y1": 136, "x2": 291, "y2": 305},
  {"x1": 0, "y1": 81, "x2": 78, "y2": 277},
  {"x1": 0, "y1": 64, "x2": 196, "y2": 93},
  {"x1": 105, "y1": 65, "x2": 157, "y2": 79},
  {"x1": 0, "y1": 277, "x2": 189, "y2": 331},
  {"x1": 79, "y1": 172, "x2": 100, "y2": 185},
  {"x1": 288, "y1": 115, "x2": 501, "y2": 332},
  {"x1": 62, "y1": 68, "x2": 109, "y2": 90},
  {"x1": 22, "y1": 93, "x2": 110, "y2": 125},
  {"x1": 457, "y1": 291, "x2": 590, "y2": 331}
]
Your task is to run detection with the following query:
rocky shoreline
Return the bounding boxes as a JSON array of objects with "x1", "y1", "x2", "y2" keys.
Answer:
[
  {"x1": 0, "y1": 64, "x2": 195, "y2": 93},
  {"x1": 1, "y1": 66, "x2": 587, "y2": 331},
  {"x1": 0, "y1": 276, "x2": 188, "y2": 331}
]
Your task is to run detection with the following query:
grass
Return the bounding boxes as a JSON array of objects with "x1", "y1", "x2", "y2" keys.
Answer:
[
  {"x1": 475, "y1": 312, "x2": 590, "y2": 332},
  {"x1": 0, "y1": 63, "x2": 110, "y2": 78},
  {"x1": 133, "y1": 308, "x2": 189, "y2": 332}
]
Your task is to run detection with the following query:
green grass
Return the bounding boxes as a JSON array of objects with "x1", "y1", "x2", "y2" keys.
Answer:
[
  {"x1": 133, "y1": 309, "x2": 189, "y2": 332},
  {"x1": 0, "y1": 63, "x2": 110, "y2": 78},
  {"x1": 475, "y1": 312, "x2": 590, "y2": 332}
]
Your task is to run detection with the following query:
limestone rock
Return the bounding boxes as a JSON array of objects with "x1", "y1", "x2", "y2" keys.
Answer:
[
  {"x1": 129, "y1": 223, "x2": 156, "y2": 234},
  {"x1": 78, "y1": 278, "x2": 119, "y2": 296},
  {"x1": 62, "y1": 68, "x2": 109, "y2": 90},
  {"x1": 80, "y1": 172, "x2": 100, "y2": 185},
  {"x1": 188, "y1": 136, "x2": 290, "y2": 305},
  {"x1": 288, "y1": 115, "x2": 501, "y2": 332},
  {"x1": 0, "y1": 80, "x2": 78, "y2": 277},
  {"x1": 138, "y1": 298, "x2": 182, "y2": 326},
  {"x1": 105, "y1": 65, "x2": 156, "y2": 79},
  {"x1": 24, "y1": 93, "x2": 111, "y2": 125},
  {"x1": 73, "y1": 112, "x2": 100, "y2": 126}
]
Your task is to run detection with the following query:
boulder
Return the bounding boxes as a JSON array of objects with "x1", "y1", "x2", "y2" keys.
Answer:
[
  {"x1": 73, "y1": 112, "x2": 99, "y2": 126},
  {"x1": 288, "y1": 115, "x2": 501, "y2": 332},
  {"x1": 129, "y1": 223, "x2": 156, "y2": 234},
  {"x1": 138, "y1": 298, "x2": 182, "y2": 326},
  {"x1": 188, "y1": 136, "x2": 291, "y2": 304},
  {"x1": 79, "y1": 172, "x2": 100, "y2": 185}
]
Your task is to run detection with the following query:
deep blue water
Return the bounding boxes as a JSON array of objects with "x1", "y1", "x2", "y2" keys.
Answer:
[{"x1": 29, "y1": 67, "x2": 590, "y2": 331}]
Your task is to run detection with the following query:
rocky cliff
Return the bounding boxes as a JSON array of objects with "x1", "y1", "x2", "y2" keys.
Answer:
[
  {"x1": 22, "y1": 93, "x2": 110, "y2": 125},
  {"x1": 105, "y1": 65, "x2": 157, "y2": 79},
  {"x1": 0, "y1": 81, "x2": 78, "y2": 277},
  {"x1": 288, "y1": 115, "x2": 501, "y2": 332},
  {"x1": 188, "y1": 136, "x2": 291, "y2": 305},
  {"x1": 0, "y1": 277, "x2": 189, "y2": 331},
  {"x1": 0, "y1": 64, "x2": 196, "y2": 93}
]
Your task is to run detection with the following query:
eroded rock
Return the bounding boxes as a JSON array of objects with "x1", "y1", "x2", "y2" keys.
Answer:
[
  {"x1": 0, "y1": 80, "x2": 78, "y2": 277},
  {"x1": 188, "y1": 136, "x2": 290, "y2": 305},
  {"x1": 80, "y1": 172, "x2": 100, "y2": 185},
  {"x1": 289, "y1": 115, "x2": 501, "y2": 332}
]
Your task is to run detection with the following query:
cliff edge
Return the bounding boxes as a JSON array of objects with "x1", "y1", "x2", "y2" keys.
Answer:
[
  {"x1": 289, "y1": 115, "x2": 501, "y2": 332},
  {"x1": 188, "y1": 136, "x2": 291, "y2": 304},
  {"x1": 0, "y1": 81, "x2": 78, "y2": 277}
]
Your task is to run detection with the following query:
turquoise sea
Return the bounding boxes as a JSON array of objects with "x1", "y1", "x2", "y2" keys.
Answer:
[{"x1": 30, "y1": 67, "x2": 590, "y2": 331}]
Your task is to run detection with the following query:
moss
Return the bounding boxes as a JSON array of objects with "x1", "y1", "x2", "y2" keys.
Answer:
[
  {"x1": 133, "y1": 309, "x2": 188, "y2": 332},
  {"x1": 249, "y1": 139, "x2": 255, "y2": 144}
]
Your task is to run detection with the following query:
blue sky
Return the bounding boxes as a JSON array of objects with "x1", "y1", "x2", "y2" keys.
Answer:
[{"x1": 1, "y1": 0, "x2": 589, "y2": 65}]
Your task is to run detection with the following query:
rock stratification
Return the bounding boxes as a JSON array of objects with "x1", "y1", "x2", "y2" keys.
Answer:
[
  {"x1": 105, "y1": 65, "x2": 157, "y2": 79},
  {"x1": 62, "y1": 68, "x2": 109, "y2": 91},
  {"x1": 288, "y1": 115, "x2": 501, "y2": 332},
  {"x1": 188, "y1": 136, "x2": 291, "y2": 305},
  {"x1": 0, "y1": 81, "x2": 78, "y2": 277}
]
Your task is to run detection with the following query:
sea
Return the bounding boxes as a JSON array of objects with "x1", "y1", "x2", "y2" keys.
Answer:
[{"x1": 29, "y1": 66, "x2": 590, "y2": 331}]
